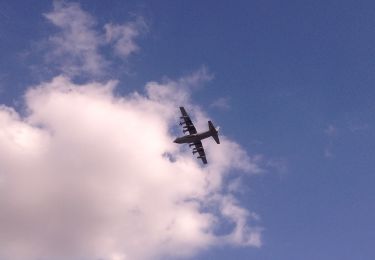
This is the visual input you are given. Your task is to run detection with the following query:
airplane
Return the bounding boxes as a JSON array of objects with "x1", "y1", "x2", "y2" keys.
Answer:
[{"x1": 174, "y1": 106, "x2": 220, "y2": 164}]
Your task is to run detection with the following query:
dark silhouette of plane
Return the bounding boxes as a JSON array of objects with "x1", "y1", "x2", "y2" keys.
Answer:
[{"x1": 174, "y1": 107, "x2": 220, "y2": 164}]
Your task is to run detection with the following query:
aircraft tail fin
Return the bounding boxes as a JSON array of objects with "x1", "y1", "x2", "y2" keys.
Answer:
[{"x1": 208, "y1": 121, "x2": 220, "y2": 144}]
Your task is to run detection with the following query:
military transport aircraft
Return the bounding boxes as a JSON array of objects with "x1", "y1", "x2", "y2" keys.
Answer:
[{"x1": 174, "y1": 107, "x2": 220, "y2": 164}]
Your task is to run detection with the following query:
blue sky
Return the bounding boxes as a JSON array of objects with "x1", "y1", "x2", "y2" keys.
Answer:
[{"x1": 0, "y1": 1, "x2": 374, "y2": 259}]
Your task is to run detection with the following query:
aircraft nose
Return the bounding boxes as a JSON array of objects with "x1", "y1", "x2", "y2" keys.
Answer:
[{"x1": 174, "y1": 137, "x2": 182, "y2": 143}]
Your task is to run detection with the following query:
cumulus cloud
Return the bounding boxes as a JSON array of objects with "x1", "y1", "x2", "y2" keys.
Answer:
[
  {"x1": 43, "y1": 2, "x2": 145, "y2": 77},
  {"x1": 2, "y1": 2, "x2": 262, "y2": 259},
  {"x1": 0, "y1": 73, "x2": 262, "y2": 260}
]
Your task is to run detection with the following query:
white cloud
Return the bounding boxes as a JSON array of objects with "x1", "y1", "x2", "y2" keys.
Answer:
[
  {"x1": 43, "y1": 2, "x2": 146, "y2": 78},
  {"x1": 145, "y1": 66, "x2": 213, "y2": 107},
  {"x1": 105, "y1": 17, "x2": 147, "y2": 59},
  {"x1": 219, "y1": 195, "x2": 262, "y2": 247},
  {"x1": 0, "y1": 74, "x2": 262, "y2": 260},
  {"x1": 44, "y1": 1, "x2": 107, "y2": 77}
]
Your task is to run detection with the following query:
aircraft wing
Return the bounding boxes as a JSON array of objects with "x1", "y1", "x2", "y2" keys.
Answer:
[
  {"x1": 179, "y1": 106, "x2": 197, "y2": 134},
  {"x1": 192, "y1": 141, "x2": 207, "y2": 164}
]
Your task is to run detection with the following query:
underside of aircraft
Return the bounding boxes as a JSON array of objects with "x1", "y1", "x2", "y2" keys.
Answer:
[{"x1": 174, "y1": 107, "x2": 220, "y2": 164}]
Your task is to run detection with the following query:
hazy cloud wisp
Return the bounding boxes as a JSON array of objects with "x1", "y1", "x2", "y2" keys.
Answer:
[
  {"x1": 44, "y1": 2, "x2": 145, "y2": 77},
  {"x1": 105, "y1": 17, "x2": 147, "y2": 59}
]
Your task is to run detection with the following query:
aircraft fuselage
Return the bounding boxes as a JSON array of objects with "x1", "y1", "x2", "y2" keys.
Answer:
[{"x1": 174, "y1": 130, "x2": 212, "y2": 144}]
